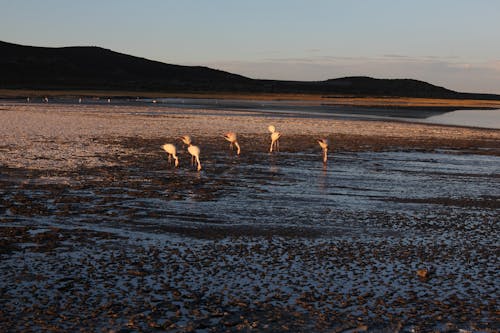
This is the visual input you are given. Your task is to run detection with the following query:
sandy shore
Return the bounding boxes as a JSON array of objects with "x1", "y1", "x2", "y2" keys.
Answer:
[
  {"x1": 1, "y1": 103, "x2": 498, "y2": 171},
  {"x1": 1, "y1": 103, "x2": 499, "y2": 332}
]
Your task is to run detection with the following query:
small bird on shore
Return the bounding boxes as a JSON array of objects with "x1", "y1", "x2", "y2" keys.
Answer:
[
  {"x1": 317, "y1": 138, "x2": 329, "y2": 163},
  {"x1": 161, "y1": 143, "x2": 179, "y2": 167},
  {"x1": 187, "y1": 144, "x2": 202, "y2": 171},
  {"x1": 224, "y1": 132, "x2": 241, "y2": 155},
  {"x1": 268, "y1": 125, "x2": 282, "y2": 153}
]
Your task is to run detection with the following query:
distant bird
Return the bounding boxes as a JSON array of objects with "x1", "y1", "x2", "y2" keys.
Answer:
[
  {"x1": 268, "y1": 125, "x2": 282, "y2": 153},
  {"x1": 107, "y1": 98, "x2": 111, "y2": 103},
  {"x1": 180, "y1": 135, "x2": 192, "y2": 147},
  {"x1": 161, "y1": 143, "x2": 179, "y2": 167},
  {"x1": 224, "y1": 132, "x2": 241, "y2": 155},
  {"x1": 317, "y1": 138, "x2": 329, "y2": 163},
  {"x1": 79, "y1": 98, "x2": 82, "y2": 104},
  {"x1": 187, "y1": 144, "x2": 202, "y2": 171}
]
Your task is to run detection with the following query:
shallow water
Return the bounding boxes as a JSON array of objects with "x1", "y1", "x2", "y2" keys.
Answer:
[
  {"x1": 142, "y1": 98, "x2": 500, "y2": 128},
  {"x1": 3, "y1": 149, "x2": 498, "y2": 236},
  {"x1": 422, "y1": 109, "x2": 500, "y2": 129},
  {"x1": 1, "y1": 133, "x2": 499, "y2": 331},
  {"x1": 6, "y1": 98, "x2": 500, "y2": 129}
]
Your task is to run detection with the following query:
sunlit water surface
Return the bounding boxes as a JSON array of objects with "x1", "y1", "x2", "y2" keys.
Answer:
[{"x1": 421, "y1": 109, "x2": 500, "y2": 129}]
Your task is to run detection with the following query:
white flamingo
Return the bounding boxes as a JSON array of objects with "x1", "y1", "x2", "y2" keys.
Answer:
[
  {"x1": 187, "y1": 144, "x2": 202, "y2": 171},
  {"x1": 224, "y1": 132, "x2": 241, "y2": 155},
  {"x1": 268, "y1": 125, "x2": 282, "y2": 153},
  {"x1": 161, "y1": 143, "x2": 179, "y2": 167},
  {"x1": 317, "y1": 138, "x2": 329, "y2": 163}
]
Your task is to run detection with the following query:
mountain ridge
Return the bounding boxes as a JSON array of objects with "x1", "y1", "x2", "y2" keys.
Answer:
[{"x1": 1, "y1": 40, "x2": 499, "y2": 100}]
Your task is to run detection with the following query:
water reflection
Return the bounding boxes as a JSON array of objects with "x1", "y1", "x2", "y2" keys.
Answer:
[
  {"x1": 317, "y1": 163, "x2": 330, "y2": 193},
  {"x1": 422, "y1": 109, "x2": 500, "y2": 129}
]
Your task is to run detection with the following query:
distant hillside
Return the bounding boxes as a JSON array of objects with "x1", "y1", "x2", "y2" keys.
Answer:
[
  {"x1": 1, "y1": 40, "x2": 499, "y2": 100},
  {"x1": 0, "y1": 41, "x2": 252, "y2": 91}
]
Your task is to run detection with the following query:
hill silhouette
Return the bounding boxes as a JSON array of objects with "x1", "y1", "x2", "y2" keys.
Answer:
[
  {"x1": 1, "y1": 40, "x2": 499, "y2": 100},
  {"x1": 0, "y1": 41, "x2": 252, "y2": 91}
]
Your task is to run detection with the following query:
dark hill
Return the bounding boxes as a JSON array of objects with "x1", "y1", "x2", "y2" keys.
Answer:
[
  {"x1": 0, "y1": 41, "x2": 252, "y2": 91},
  {"x1": 254, "y1": 76, "x2": 461, "y2": 97},
  {"x1": 1, "y1": 41, "x2": 499, "y2": 99}
]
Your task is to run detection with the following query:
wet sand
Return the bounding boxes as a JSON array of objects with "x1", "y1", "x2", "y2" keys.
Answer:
[{"x1": 1, "y1": 103, "x2": 499, "y2": 332}]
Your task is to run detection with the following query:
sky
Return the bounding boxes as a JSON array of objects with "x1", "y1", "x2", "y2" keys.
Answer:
[{"x1": 2, "y1": 0, "x2": 500, "y2": 94}]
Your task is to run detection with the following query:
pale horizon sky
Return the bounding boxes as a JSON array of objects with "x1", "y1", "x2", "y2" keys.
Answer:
[{"x1": 2, "y1": 0, "x2": 500, "y2": 94}]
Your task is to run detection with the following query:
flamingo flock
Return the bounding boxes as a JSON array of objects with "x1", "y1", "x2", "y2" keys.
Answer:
[
  {"x1": 187, "y1": 144, "x2": 202, "y2": 171},
  {"x1": 161, "y1": 143, "x2": 179, "y2": 167},
  {"x1": 224, "y1": 132, "x2": 241, "y2": 155},
  {"x1": 317, "y1": 138, "x2": 329, "y2": 163},
  {"x1": 162, "y1": 125, "x2": 330, "y2": 171},
  {"x1": 268, "y1": 125, "x2": 282, "y2": 153}
]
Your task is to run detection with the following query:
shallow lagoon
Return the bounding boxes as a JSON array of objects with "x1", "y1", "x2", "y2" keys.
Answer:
[
  {"x1": 422, "y1": 109, "x2": 500, "y2": 129},
  {"x1": 144, "y1": 98, "x2": 500, "y2": 129},
  {"x1": 1, "y1": 137, "x2": 499, "y2": 332},
  {"x1": 0, "y1": 103, "x2": 499, "y2": 332}
]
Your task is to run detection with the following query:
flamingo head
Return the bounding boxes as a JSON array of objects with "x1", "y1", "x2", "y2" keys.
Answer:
[
  {"x1": 317, "y1": 138, "x2": 329, "y2": 149},
  {"x1": 179, "y1": 135, "x2": 192, "y2": 145},
  {"x1": 224, "y1": 132, "x2": 237, "y2": 142}
]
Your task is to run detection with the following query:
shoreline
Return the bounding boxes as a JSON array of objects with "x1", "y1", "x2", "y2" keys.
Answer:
[
  {"x1": 2, "y1": 96, "x2": 500, "y2": 130},
  {"x1": 2, "y1": 88, "x2": 500, "y2": 108},
  {"x1": 1, "y1": 103, "x2": 499, "y2": 172}
]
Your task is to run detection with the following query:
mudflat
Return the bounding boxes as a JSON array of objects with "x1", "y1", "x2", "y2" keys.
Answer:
[{"x1": 1, "y1": 103, "x2": 499, "y2": 332}]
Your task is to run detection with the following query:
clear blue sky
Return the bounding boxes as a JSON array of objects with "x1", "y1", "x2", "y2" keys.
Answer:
[{"x1": 2, "y1": 0, "x2": 500, "y2": 93}]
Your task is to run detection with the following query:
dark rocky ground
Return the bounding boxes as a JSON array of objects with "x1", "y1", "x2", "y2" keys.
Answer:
[{"x1": 1, "y1": 133, "x2": 499, "y2": 332}]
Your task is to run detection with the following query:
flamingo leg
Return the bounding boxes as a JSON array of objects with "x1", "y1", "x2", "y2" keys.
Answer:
[
  {"x1": 235, "y1": 141, "x2": 241, "y2": 155},
  {"x1": 195, "y1": 156, "x2": 202, "y2": 171}
]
